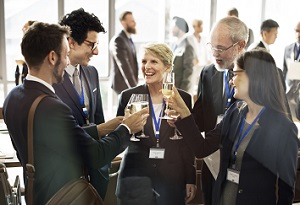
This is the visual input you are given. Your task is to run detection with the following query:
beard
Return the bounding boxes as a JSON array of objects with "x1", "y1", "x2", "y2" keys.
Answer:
[
  {"x1": 126, "y1": 26, "x2": 136, "y2": 34},
  {"x1": 53, "y1": 57, "x2": 64, "y2": 84}
]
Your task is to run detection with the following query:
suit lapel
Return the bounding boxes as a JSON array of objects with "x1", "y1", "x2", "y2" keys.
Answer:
[
  {"x1": 211, "y1": 70, "x2": 224, "y2": 115},
  {"x1": 62, "y1": 72, "x2": 84, "y2": 117}
]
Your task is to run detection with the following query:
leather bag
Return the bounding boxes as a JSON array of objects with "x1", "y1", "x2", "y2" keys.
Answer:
[{"x1": 26, "y1": 94, "x2": 103, "y2": 205}]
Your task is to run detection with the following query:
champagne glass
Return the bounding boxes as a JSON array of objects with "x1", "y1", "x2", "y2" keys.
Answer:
[
  {"x1": 161, "y1": 72, "x2": 174, "y2": 120},
  {"x1": 126, "y1": 94, "x2": 140, "y2": 142},
  {"x1": 168, "y1": 109, "x2": 183, "y2": 140},
  {"x1": 129, "y1": 94, "x2": 149, "y2": 138}
]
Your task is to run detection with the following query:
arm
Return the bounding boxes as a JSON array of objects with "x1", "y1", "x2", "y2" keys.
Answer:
[{"x1": 277, "y1": 124, "x2": 299, "y2": 205}]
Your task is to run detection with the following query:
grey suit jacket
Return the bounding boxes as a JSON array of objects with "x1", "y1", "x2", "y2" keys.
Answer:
[
  {"x1": 172, "y1": 37, "x2": 195, "y2": 92},
  {"x1": 3, "y1": 80, "x2": 131, "y2": 205},
  {"x1": 110, "y1": 30, "x2": 139, "y2": 94}
]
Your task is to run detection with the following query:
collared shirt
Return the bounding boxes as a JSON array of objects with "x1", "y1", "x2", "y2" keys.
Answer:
[
  {"x1": 261, "y1": 39, "x2": 270, "y2": 52},
  {"x1": 26, "y1": 74, "x2": 55, "y2": 93}
]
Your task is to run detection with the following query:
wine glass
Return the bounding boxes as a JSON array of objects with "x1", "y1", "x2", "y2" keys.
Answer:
[
  {"x1": 129, "y1": 94, "x2": 149, "y2": 138},
  {"x1": 161, "y1": 72, "x2": 174, "y2": 120},
  {"x1": 126, "y1": 94, "x2": 140, "y2": 142},
  {"x1": 168, "y1": 109, "x2": 183, "y2": 140}
]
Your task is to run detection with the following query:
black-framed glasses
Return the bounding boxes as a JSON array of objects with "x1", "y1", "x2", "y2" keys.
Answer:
[
  {"x1": 84, "y1": 40, "x2": 99, "y2": 51},
  {"x1": 207, "y1": 41, "x2": 239, "y2": 54},
  {"x1": 228, "y1": 69, "x2": 245, "y2": 79}
]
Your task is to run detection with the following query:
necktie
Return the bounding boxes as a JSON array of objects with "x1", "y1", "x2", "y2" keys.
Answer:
[
  {"x1": 129, "y1": 37, "x2": 136, "y2": 53},
  {"x1": 73, "y1": 68, "x2": 81, "y2": 95},
  {"x1": 296, "y1": 45, "x2": 300, "y2": 61}
]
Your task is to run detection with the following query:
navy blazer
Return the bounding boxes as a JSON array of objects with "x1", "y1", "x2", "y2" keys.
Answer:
[
  {"x1": 176, "y1": 103, "x2": 299, "y2": 205},
  {"x1": 116, "y1": 84, "x2": 196, "y2": 205},
  {"x1": 3, "y1": 80, "x2": 130, "y2": 205},
  {"x1": 53, "y1": 65, "x2": 104, "y2": 126},
  {"x1": 110, "y1": 30, "x2": 139, "y2": 94}
]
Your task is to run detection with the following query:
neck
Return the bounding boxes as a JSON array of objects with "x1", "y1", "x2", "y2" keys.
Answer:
[
  {"x1": 147, "y1": 83, "x2": 163, "y2": 104},
  {"x1": 29, "y1": 68, "x2": 53, "y2": 85},
  {"x1": 246, "y1": 101, "x2": 264, "y2": 123}
]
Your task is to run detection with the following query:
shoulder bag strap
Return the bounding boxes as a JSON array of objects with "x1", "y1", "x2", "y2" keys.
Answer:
[{"x1": 26, "y1": 94, "x2": 48, "y2": 205}]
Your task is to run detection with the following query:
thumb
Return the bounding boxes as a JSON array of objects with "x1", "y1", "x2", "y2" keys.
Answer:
[
  {"x1": 172, "y1": 86, "x2": 180, "y2": 97},
  {"x1": 124, "y1": 108, "x2": 130, "y2": 118}
]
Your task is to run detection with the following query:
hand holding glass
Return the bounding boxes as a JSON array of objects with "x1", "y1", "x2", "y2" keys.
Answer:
[{"x1": 161, "y1": 72, "x2": 174, "y2": 120}]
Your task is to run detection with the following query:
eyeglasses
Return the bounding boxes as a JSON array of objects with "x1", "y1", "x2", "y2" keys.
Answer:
[
  {"x1": 228, "y1": 69, "x2": 244, "y2": 79},
  {"x1": 84, "y1": 40, "x2": 99, "y2": 51},
  {"x1": 207, "y1": 41, "x2": 240, "y2": 54}
]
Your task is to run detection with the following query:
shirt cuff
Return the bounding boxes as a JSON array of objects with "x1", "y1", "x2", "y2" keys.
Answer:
[{"x1": 120, "y1": 123, "x2": 131, "y2": 134}]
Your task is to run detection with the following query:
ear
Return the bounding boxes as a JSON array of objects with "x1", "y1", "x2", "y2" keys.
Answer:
[
  {"x1": 165, "y1": 65, "x2": 172, "y2": 73},
  {"x1": 68, "y1": 37, "x2": 76, "y2": 49},
  {"x1": 47, "y1": 51, "x2": 57, "y2": 66},
  {"x1": 238, "y1": 40, "x2": 246, "y2": 51}
]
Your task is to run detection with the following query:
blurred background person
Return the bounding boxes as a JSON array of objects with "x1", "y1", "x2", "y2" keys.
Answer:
[
  {"x1": 187, "y1": 19, "x2": 211, "y2": 97},
  {"x1": 116, "y1": 43, "x2": 196, "y2": 205},
  {"x1": 170, "y1": 16, "x2": 195, "y2": 94},
  {"x1": 283, "y1": 21, "x2": 300, "y2": 120},
  {"x1": 110, "y1": 11, "x2": 139, "y2": 95},
  {"x1": 171, "y1": 49, "x2": 299, "y2": 205},
  {"x1": 15, "y1": 20, "x2": 35, "y2": 85},
  {"x1": 227, "y1": 7, "x2": 254, "y2": 49}
]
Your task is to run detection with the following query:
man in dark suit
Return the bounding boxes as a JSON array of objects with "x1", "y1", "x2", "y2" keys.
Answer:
[
  {"x1": 283, "y1": 21, "x2": 300, "y2": 119},
  {"x1": 171, "y1": 16, "x2": 195, "y2": 93},
  {"x1": 53, "y1": 8, "x2": 122, "y2": 199},
  {"x1": 110, "y1": 11, "x2": 139, "y2": 94},
  {"x1": 194, "y1": 17, "x2": 248, "y2": 205},
  {"x1": 3, "y1": 22, "x2": 148, "y2": 205}
]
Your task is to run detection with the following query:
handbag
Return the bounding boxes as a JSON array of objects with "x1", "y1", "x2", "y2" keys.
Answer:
[{"x1": 26, "y1": 94, "x2": 104, "y2": 205}]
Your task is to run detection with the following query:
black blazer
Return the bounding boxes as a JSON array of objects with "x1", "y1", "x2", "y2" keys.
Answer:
[
  {"x1": 176, "y1": 103, "x2": 299, "y2": 205},
  {"x1": 53, "y1": 65, "x2": 104, "y2": 126},
  {"x1": 3, "y1": 80, "x2": 131, "y2": 205},
  {"x1": 116, "y1": 84, "x2": 196, "y2": 205},
  {"x1": 110, "y1": 30, "x2": 139, "y2": 94},
  {"x1": 195, "y1": 64, "x2": 236, "y2": 132}
]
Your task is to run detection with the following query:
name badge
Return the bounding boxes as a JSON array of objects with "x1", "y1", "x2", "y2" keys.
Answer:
[
  {"x1": 149, "y1": 148, "x2": 165, "y2": 159},
  {"x1": 227, "y1": 168, "x2": 240, "y2": 184}
]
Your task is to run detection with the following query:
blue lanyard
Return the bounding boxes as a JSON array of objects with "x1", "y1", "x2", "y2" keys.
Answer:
[
  {"x1": 232, "y1": 107, "x2": 266, "y2": 164},
  {"x1": 223, "y1": 71, "x2": 234, "y2": 108},
  {"x1": 149, "y1": 96, "x2": 164, "y2": 139},
  {"x1": 73, "y1": 72, "x2": 89, "y2": 123}
]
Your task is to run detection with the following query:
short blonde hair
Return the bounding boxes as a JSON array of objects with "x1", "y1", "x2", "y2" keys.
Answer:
[{"x1": 142, "y1": 43, "x2": 173, "y2": 68}]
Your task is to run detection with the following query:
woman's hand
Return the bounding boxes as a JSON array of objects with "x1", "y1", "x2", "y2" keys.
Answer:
[
  {"x1": 166, "y1": 86, "x2": 191, "y2": 119},
  {"x1": 185, "y1": 184, "x2": 197, "y2": 204}
]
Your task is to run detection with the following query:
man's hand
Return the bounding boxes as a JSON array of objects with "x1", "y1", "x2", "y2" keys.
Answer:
[
  {"x1": 97, "y1": 116, "x2": 124, "y2": 137},
  {"x1": 122, "y1": 107, "x2": 149, "y2": 134}
]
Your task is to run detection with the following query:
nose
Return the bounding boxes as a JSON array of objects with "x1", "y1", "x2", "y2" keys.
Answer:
[{"x1": 92, "y1": 47, "x2": 99, "y2": 55}]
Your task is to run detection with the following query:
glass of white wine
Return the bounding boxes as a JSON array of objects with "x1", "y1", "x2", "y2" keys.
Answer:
[
  {"x1": 129, "y1": 94, "x2": 149, "y2": 138},
  {"x1": 161, "y1": 72, "x2": 174, "y2": 120},
  {"x1": 126, "y1": 94, "x2": 140, "y2": 142}
]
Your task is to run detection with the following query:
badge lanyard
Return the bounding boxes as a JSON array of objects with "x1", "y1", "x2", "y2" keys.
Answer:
[
  {"x1": 223, "y1": 71, "x2": 234, "y2": 108},
  {"x1": 149, "y1": 97, "x2": 164, "y2": 147},
  {"x1": 232, "y1": 106, "x2": 266, "y2": 168},
  {"x1": 73, "y1": 73, "x2": 89, "y2": 124}
]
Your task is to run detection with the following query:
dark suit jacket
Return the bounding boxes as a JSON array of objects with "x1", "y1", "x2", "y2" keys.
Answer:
[
  {"x1": 53, "y1": 65, "x2": 109, "y2": 199},
  {"x1": 53, "y1": 65, "x2": 104, "y2": 127},
  {"x1": 172, "y1": 38, "x2": 195, "y2": 92},
  {"x1": 110, "y1": 30, "x2": 139, "y2": 94},
  {"x1": 3, "y1": 80, "x2": 130, "y2": 205},
  {"x1": 195, "y1": 64, "x2": 235, "y2": 132},
  {"x1": 116, "y1": 84, "x2": 196, "y2": 205},
  {"x1": 176, "y1": 103, "x2": 299, "y2": 205}
]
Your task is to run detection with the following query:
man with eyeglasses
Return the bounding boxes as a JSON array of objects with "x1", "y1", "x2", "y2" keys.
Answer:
[
  {"x1": 53, "y1": 8, "x2": 121, "y2": 200},
  {"x1": 193, "y1": 17, "x2": 248, "y2": 205}
]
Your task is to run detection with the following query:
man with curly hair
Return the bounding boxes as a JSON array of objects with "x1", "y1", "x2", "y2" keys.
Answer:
[{"x1": 53, "y1": 8, "x2": 121, "y2": 199}]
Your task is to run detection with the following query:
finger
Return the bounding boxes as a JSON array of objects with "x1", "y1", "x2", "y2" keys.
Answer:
[
  {"x1": 124, "y1": 109, "x2": 130, "y2": 118},
  {"x1": 172, "y1": 86, "x2": 180, "y2": 97}
]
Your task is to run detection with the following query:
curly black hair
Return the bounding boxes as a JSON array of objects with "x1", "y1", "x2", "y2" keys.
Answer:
[{"x1": 59, "y1": 8, "x2": 106, "y2": 44}]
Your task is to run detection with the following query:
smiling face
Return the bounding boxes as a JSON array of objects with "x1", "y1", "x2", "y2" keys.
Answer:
[
  {"x1": 69, "y1": 31, "x2": 98, "y2": 66},
  {"x1": 141, "y1": 52, "x2": 171, "y2": 86},
  {"x1": 210, "y1": 24, "x2": 240, "y2": 70}
]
